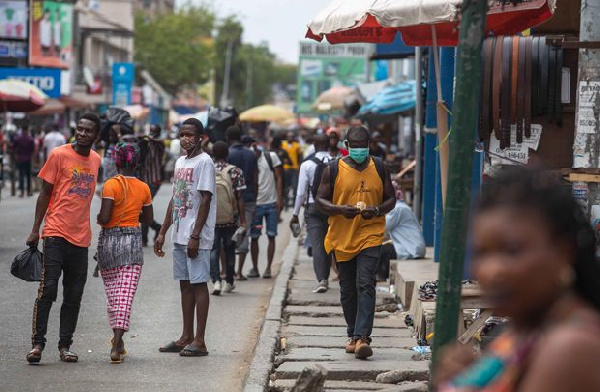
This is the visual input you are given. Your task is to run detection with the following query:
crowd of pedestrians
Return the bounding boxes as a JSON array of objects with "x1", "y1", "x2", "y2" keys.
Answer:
[{"x1": 16, "y1": 110, "x2": 427, "y2": 365}]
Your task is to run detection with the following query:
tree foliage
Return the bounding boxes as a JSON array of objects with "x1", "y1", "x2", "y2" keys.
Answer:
[
  {"x1": 134, "y1": 5, "x2": 215, "y2": 94},
  {"x1": 135, "y1": 7, "x2": 298, "y2": 110}
]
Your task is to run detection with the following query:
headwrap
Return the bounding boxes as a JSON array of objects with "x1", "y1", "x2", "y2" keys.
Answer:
[
  {"x1": 391, "y1": 180, "x2": 404, "y2": 201},
  {"x1": 114, "y1": 142, "x2": 140, "y2": 169}
]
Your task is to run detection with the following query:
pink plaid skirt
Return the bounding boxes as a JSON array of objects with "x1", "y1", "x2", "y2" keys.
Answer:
[{"x1": 100, "y1": 264, "x2": 142, "y2": 331}]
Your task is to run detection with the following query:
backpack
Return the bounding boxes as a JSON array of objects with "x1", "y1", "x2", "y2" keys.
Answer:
[
  {"x1": 215, "y1": 165, "x2": 238, "y2": 225},
  {"x1": 308, "y1": 155, "x2": 329, "y2": 200},
  {"x1": 329, "y1": 156, "x2": 386, "y2": 198}
]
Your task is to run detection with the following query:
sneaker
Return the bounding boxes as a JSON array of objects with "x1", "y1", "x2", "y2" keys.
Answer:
[
  {"x1": 212, "y1": 280, "x2": 222, "y2": 295},
  {"x1": 312, "y1": 280, "x2": 329, "y2": 293},
  {"x1": 345, "y1": 338, "x2": 358, "y2": 354},
  {"x1": 247, "y1": 268, "x2": 260, "y2": 278},
  {"x1": 223, "y1": 282, "x2": 236, "y2": 293},
  {"x1": 354, "y1": 337, "x2": 373, "y2": 359}
]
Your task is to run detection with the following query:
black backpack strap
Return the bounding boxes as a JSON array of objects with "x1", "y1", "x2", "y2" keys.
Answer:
[
  {"x1": 303, "y1": 152, "x2": 316, "y2": 163},
  {"x1": 328, "y1": 158, "x2": 339, "y2": 195},
  {"x1": 372, "y1": 156, "x2": 386, "y2": 186},
  {"x1": 308, "y1": 156, "x2": 321, "y2": 166},
  {"x1": 263, "y1": 150, "x2": 274, "y2": 171}
]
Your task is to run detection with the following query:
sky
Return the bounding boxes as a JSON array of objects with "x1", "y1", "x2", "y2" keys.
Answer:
[{"x1": 178, "y1": 0, "x2": 327, "y2": 65}]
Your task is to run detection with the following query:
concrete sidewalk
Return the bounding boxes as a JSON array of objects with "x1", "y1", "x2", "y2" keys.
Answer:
[{"x1": 267, "y1": 248, "x2": 430, "y2": 392}]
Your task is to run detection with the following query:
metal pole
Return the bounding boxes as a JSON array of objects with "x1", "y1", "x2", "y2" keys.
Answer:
[
  {"x1": 220, "y1": 40, "x2": 233, "y2": 108},
  {"x1": 573, "y1": 0, "x2": 600, "y2": 223},
  {"x1": 413, "y1": 47, "x2": 422, "y2": 218},
  {"x1": 431, "y1": 0, "x2": 488, "y2": 376}
]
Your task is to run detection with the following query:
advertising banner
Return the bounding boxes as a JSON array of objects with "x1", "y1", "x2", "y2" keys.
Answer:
[
  {"x1": 297, "y1": 41, "x2": 371, "y2": 114},
  {"x1": 112, "y1": 62, "x2": 135, "y2": 107},
  {"x1": 0, "y1": 1, "x2": 27, "y2": 39},
  {"x1": 0, "y1": 67, "x2": 61, "y2": 98},
  {"x1": 29, "y1": 0, "x2": 73, "y2": 69}
]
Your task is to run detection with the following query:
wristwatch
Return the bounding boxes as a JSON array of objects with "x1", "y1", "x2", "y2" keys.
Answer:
[{"x1": 374, "y1": 206, "x2": 380, "y2": 216}]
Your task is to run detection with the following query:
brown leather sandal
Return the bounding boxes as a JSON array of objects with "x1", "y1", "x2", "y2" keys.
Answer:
[
  {"x1": 26, "y1": 346, "x2": 43, "y2": 364},
  {"x1": 59, "y1": 348, "x2": 78, "y2": 363}
]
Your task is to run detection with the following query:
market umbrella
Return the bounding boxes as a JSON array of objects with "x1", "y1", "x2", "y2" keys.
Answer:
[
  {"x1": 306, "y1": 0, "x2": 556, "y2": 203},
  {"x1": 0, "y1": 79, "x2": 48, "y2": 112},
  {"x1": 239, "y1": 105, "x2": 294, "y2": 123},
  {"x1": 306, "y1": 0, "x2": 556, "y2": 46},
  {"x1": 311, "y1": 85, "x2": 357, "y2": 112}
]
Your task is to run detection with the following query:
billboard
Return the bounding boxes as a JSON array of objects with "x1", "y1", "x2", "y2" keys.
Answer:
[
  {"x1": 112, "y1": 62, "x2": 135, "y2": 107},
  {"x1": 29, "y1": 0, "x2": 72, "y2": 69},
  {"x1": 297, "y1": 41, "x2": 371, "y2": 114},
  {"x1": 0, "y1": 1, "x2": 27, "y2": 39},
  {"x1": 0, "y1": 67, "x2": 61, "y2": 98}
]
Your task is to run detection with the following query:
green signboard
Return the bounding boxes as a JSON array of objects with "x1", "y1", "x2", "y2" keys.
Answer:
[{"x1": 297, "y1": 41, "x2": 370, "y2": 114}]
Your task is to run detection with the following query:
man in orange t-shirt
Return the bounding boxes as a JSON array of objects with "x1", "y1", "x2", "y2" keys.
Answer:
[{"x1": 24, "y1": 113, "x2": 102, "y2": 364}]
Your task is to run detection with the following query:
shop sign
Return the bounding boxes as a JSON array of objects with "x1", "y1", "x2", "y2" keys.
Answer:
[
  {"x1": 0, "y1": 67, "x2": 60, "y2": 97},
  {"x1": 29, "y1": 0, "x2": 73, "y2": 69},
  {"x1": 0, "y1": 1, "x2": 28, "y2": 39},
  {"x1": 297, "y1": 41, "x2": 370, "y2": 114},
  {"x1": 112, "y1": 62, "x2": 135, "y2": 107}
]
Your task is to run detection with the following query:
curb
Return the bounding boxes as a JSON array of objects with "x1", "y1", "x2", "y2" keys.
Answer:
[{"x1": 243, "y1": 238, "x2": 299, "y2": 392}]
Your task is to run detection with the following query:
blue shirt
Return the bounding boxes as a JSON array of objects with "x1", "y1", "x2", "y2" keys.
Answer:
[
  {"x1": 385, "y1": 200, "x2": 426, "y2": 259},
  {"x1": 228, "y1": 143, "x2": 258, "y2": 203}
]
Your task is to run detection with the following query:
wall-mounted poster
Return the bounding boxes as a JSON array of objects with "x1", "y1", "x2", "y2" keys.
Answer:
[
  {"x1": 0, "y1": 1, "x2": 27, "y2": 39},
  {"x1": 29, "y1": 0, "x2": 72, "y2": 69}
]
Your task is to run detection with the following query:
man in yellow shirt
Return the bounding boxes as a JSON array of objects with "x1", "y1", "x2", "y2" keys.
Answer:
[
  {"x1": 282, "y1": 131, "x2": 302, "y2": 209},
  {"x1": 316, "y1": 126, "x2": 395, "y2": 360}
]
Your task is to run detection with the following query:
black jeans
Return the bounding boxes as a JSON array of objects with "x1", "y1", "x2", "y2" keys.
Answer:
[
  {"x1": 378, "y1": 243, "x2": 397, "y2": 281},
  {"x1": 141, "y1": 183, "x2": 161, "y2": 243},
  {"x1": 337, "y1": 245, "x2": 381, "y2": 341},
  {"x1": 32, "y1": 237, "x2": 88, "y2": 349},
  {"x1": 304, "y1": 204, "x2": 329, "y2": 282},
  {"x1": 210, "y1": 226, "x2": 237, "y2": 284},
  {"x1": 17, "y1": 161, "x2": 31, "y2": 195}
]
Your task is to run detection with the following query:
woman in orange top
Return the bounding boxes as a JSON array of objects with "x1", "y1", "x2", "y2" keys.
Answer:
[{"x1": 96, "y1": 142, "x2": 153, "y2": 364}]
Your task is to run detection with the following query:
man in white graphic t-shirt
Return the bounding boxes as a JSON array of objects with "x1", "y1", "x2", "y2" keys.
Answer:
[
  {"x1": 154, "y1": 118, "x2": 216, "y2": 357},
  {"x1": 248, "y1": 145, "x2": 283, "y2": 279}
]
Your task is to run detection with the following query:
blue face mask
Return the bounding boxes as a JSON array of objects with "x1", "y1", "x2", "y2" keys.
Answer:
[{"x1": 348, "y1": 147, "x2": 369, "y2": 164}]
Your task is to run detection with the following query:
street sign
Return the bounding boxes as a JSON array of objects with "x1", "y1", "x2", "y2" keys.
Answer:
[
  {"x1": 112, "y1": 62, "x2": 135, "y2": 107},
  {"x1": 0, "y1": 67, "x2": 61, "y2": 98}
]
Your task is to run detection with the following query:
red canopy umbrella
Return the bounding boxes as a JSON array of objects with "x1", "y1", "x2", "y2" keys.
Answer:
[
  {"x1": 0, "y1": 79, "x2": 49, "y2": 112},
  {"x1": 306, "y1": 0, "x2": 556, "y2": 46}
]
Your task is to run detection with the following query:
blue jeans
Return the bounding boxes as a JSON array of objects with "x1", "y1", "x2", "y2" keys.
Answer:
[
  {"x1": 336, "y1": 245, "x2": 381, "y2": 341},
  {"x1": 304, "y1": 204, "x2": 329, "y2": 282},
  {"x1": 250, "y1": 203, "x2": 278, "y2": 238},
  {"x1": 210, "y1": 226, "x2": 237, "y2": 284}
]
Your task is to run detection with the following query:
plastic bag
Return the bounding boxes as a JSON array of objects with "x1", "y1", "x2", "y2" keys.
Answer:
[{"x1": 11, "y1": 246, "x2": 43, "y2": 282}]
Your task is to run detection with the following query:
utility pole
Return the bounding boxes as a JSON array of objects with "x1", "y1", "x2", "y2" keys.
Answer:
[
  {"x1": 220, "y1": 40, "x2": 233, "y2": 108},
  {"x1": 573, "y1": 1, "x2": 600, "y2": 226},
  {"x1": 246, "y1": 48, "x2": 254, "y2": 109},
  {"x1": 430, "y1": 0, "x2": 487, "y2": 379}
]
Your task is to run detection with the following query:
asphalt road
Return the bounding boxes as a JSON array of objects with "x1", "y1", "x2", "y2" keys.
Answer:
[{"x1": 0, "y1": 184, "x2": 290, "y2": 391}]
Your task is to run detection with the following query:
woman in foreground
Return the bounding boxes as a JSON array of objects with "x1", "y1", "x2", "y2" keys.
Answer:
[
  {"x1": 435, "y1": 167, "x2": 600, "y2": 391},
  {"x1": 97, "y1": 142, "x2": 153, "y2": 364}
]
